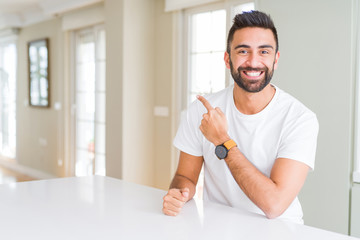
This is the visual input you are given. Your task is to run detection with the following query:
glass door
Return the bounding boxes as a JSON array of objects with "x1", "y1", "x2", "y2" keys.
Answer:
[{"x1": 73, "y1": 25, "x2": 106, "y2": 176}]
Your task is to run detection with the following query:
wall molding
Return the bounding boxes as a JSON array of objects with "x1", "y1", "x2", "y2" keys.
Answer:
[
  {"x1": 62, "y1": 4, "x2": 104, "y2": 31},
  {"x1": 40, "y1": 0, "x2": 103, "y2": 16},
  {"x1": 0, "y1": 159, "x2": 56, "y2": 180},
  {"x1": 165, "y1": 0, "x2": 221, "y2": 12},
  {"x1": 0, "y1": 28, "x2": 19, "y2": 43}
]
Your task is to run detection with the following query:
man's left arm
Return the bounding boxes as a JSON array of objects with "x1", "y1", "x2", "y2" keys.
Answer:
[
  {"x1": 224, "y1": 148, "x2": 309, "y2": 219},
  {"x1": 197, "y1": 95, "x2": 311, "y2": 219}
]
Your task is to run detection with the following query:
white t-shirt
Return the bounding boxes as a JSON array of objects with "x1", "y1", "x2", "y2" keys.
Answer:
[{"x1": 173, "y1": 84, "x2": 319, "y2": 224}]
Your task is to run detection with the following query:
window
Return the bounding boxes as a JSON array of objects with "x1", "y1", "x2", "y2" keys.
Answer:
[
  {"x1": 355, "y1": 78, "x2": 360, "y2": 183},
  {"x1": 72, "y1": 25, "x2": 106, "y2": 176},
  {"x1": 187, "y1": 9, "x2": 227, "y2": 104},
  {"x1": 0, "y1": 41, "x2": 17, "y2": 159},
  {"x1": 184, "y1": 1, "x2": 255, "y2": 107},
  {"x1": 354, "y1": 8, "x2": 360, "y2": 183},
  {"x1": 184, "y1": 1, "x2": 255, "y2": 198}
]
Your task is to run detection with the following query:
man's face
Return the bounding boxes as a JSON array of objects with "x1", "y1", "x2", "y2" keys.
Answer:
[{"x1": 224, "y1": 27, "x2": 280, "y2": 93}]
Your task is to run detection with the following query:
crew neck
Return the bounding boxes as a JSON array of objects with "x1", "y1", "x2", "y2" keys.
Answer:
[{"x1": 230, "y1": 84, "x2": 279, "y2": 119}]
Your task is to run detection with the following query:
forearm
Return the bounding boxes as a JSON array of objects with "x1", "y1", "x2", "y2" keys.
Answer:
[
  {"x1": 225, "y1": 147, "x2": 284, "y2": 218},
  {"x1": 170, "y1": 174, "x2": 197, "y2": 201}
]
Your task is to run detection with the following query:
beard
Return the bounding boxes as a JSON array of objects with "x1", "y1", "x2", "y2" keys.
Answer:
[{"x1": 229, "y1": 59, "x2": 275, "y2": 93}]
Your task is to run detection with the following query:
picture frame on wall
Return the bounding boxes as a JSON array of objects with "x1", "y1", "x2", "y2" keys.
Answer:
[{"x1": 28, "y1": 38, "x2": 50, "y2": 108}]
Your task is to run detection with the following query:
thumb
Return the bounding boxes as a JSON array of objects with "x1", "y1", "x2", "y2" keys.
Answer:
[{"x1": 181, "y1": 188, "x2": 190, "y2": 199}]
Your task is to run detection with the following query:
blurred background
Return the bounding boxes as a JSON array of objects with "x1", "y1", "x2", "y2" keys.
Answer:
[{"x1": 0, "y1": 0, "x2": 359, "y2": 237}]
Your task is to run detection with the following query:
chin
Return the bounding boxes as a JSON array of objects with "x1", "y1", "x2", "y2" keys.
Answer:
[{"x1": 235, "y1": 80, "x2": 269, "y2": 93}]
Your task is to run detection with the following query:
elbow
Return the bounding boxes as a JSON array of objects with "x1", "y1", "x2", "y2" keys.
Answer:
[{"x1": 263, "y1": 202, "x2": 286, "y2": 219}]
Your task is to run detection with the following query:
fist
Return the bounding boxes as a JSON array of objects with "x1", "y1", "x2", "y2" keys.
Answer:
[{"x1": 162, "y1": 188, "x2": 190, "y2": 216}]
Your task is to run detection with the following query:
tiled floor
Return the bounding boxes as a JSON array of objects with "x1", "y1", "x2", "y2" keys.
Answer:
[{"x1": 0, "y1": 165, "x2": 37, "y2": 184}]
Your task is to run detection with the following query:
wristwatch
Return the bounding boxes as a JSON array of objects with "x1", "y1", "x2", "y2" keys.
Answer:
[{"x1": 215, "y1": 139, "x2": 237, "y2": 160}]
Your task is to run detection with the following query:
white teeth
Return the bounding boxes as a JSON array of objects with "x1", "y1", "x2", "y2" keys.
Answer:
[{"x1": 246, "y1": 71, "x2": 261, "y2": 77}]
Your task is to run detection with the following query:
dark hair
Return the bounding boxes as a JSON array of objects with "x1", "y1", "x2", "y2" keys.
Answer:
[{"x1": 226, "y1": 10, "x2": 279, "y2": 53}]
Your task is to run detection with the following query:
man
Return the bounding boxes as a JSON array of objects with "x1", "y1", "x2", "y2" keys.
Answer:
[{"x1": 162, "y1": 11, "x2": 318, "y2": 224}]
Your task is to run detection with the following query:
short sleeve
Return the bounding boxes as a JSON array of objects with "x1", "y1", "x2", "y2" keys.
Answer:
[
  {"x1": 173, "y1": 101, "x2": 204, "y2": 157},
  {"x1": 277, "y1": 112, "x2": 319, "y2": 170}
]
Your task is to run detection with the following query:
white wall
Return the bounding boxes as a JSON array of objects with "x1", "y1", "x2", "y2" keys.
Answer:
[
  {"x1": 258, "y1": 0, "x2": 353, "y2": 234},
  {"x1": 105, "y1": 0, "x2": 157, "y2": 186},
  {"x1": 154, "y1": 0, "x2": 175, "y2": 189},
  {"x1": 104, "y1": 0, "x2": 124, "y2": 179},
  {"x1": 122, "y1": 0, "x2": 156, "y2": 185},
  {"x1": 13, "y1": 0, "x2": 159, "y2": 187},
  {"x1": 17, "y1": 18, "x2": 65, "y2": 178},
  {"x1": 351, "y1": 185, "x2": 360, "y2": 237}
]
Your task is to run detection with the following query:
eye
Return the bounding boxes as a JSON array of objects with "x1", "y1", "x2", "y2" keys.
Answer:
[
  {"x1": 261, "y1": 50, "x2": 269, "y2": 54},
  {"x1": 238, "y1": 50, "x2": 248, "y2": 54}
]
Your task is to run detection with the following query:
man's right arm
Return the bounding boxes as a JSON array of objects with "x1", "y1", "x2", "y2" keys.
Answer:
[{"x1": 162, "y1": 151, "x2": 203, "y2": 216}]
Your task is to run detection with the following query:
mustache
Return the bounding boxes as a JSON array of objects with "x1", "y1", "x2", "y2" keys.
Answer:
[{"x1": 237, "y1": 66, "x2": 268, "y2": 72}]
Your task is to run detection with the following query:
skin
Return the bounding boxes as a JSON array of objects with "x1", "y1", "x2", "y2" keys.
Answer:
[{"x1": 162, "y1": 27, "x2": 310, "y2": 219}]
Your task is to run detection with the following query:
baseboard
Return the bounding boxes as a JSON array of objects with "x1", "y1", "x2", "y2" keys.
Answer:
[
  {"x1": 351, "y1": 184, "x2": 360, "y2": 237},
  {"x1": 0, "y1": 159, "x2": 56, "y2": 180}
]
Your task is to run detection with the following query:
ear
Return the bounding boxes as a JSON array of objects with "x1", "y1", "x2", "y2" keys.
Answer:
[
  {"x1": 224, "y1": 51, "x2": 230, "y2": 69},
  {"x1": 273, "y1": 51, "x2": 280, "y2": 70}
]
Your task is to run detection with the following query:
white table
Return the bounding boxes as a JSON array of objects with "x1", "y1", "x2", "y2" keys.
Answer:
[{"x1": 0, "y1": 176, "x2": 357, "y2": 240}]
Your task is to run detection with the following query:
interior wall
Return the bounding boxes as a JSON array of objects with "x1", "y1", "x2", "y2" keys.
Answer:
[
  {"x1": 106, "y1": 0, "x2": 175, "y2": 189},
  {"x1": 16, "y1": 18, "x2": 64, "y2": 177},
  {"x1": 258, "y1": 0, "x2": 353, "y2": 234},
  {"x1": 121, "y1": 0, "x2": 156, "y2": 186},
  {"x1": 154, "y1": 0, "x2": 174, "y2": 190},
  {"x1": 13, "y1": 0, "x2": 160, "y2": 188},
  {"x1": 351, "y1": 184, "x2": 360, "y2": 237},
  {"x1": 104, "y1": 0, "x2": 124, "y2": 180}
]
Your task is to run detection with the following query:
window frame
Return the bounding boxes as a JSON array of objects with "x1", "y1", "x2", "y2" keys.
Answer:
[
  {"x1": 182, "y1": 0, "x2": 256, "y2": 109},
  {"x1": 0, "y1": 35, "x2": 18, "y2": 160},
  {"x1": 353, "y1": 0, "x2": 360, "y2": 184},
  {"x1": 69, "y1": 24, "x2": 106, "y2": 177},
  {"x1": 354, "y1": 30, "x2": 360, "y2": 183},
  {"x1": 183, "y1": 2, "x2": 228, "y2": 109}
]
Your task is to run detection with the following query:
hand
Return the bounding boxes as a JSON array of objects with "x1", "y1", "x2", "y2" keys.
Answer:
[
  {"x1": 197, "y1": 95, "x2": 230, "y2": 146},
  {"x1": 162, "y1": 188, "x2": 190, "y2": 216}
]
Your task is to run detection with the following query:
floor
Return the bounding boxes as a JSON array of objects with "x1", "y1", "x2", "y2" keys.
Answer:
[{"x1": 0, "y1": 165, "x2": 37, "y2": 184}]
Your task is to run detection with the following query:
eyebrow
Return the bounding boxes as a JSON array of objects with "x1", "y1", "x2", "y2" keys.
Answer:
[
  {"x1": 259, "y1": 45, "x2": 274, "y2": 49},
  {"x1": 234, "y1": 44, "x2": 274, "y2": 50},
  {"x1": 234, "y1": 44, "x2": 250, "y2": 49}
]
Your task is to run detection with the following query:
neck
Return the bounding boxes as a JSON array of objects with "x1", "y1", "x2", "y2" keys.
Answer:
[{"x1": 233, "y1": 84, "x2": 276, "y2": 115}]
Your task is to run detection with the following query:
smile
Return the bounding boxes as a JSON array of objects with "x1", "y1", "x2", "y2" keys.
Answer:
[{"x1": 243, "y1": 71, "x2": 263, "y2": 77}]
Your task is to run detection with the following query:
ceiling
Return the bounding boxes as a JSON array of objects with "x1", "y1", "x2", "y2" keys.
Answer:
[
  {"x1": 0, "y1": 0, "x2": 103, "y2": 30},
  {"x1": 0, "y1": 0, "x2": 42, "y2": 14}
]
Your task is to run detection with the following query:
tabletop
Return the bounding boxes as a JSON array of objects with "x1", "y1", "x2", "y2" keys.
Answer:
[{"x1": 0, "y1": 175, "x2": 357, "y2": 240}]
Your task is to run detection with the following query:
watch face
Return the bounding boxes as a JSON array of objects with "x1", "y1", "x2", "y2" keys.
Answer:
[{"x1": 215, "y1": 145, "x2": 227, "y2": 159}]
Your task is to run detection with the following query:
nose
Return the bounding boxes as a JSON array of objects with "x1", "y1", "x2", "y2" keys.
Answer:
[{"x1": 245, "y1": 52, "x2": 260, "y2": 68}]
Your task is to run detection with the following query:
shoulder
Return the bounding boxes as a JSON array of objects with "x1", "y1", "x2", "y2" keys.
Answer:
[
  {"x1": 275, "y1": 86, "x2": 316, "y2": 116},
  {"x1": 274, "y1": 86, "x2": 319, "y2": 128}
]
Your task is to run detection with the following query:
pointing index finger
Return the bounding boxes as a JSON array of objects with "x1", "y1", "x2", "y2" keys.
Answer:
[{"x1": 197, "y1": 95, "x2": 214, "y2": 112}]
